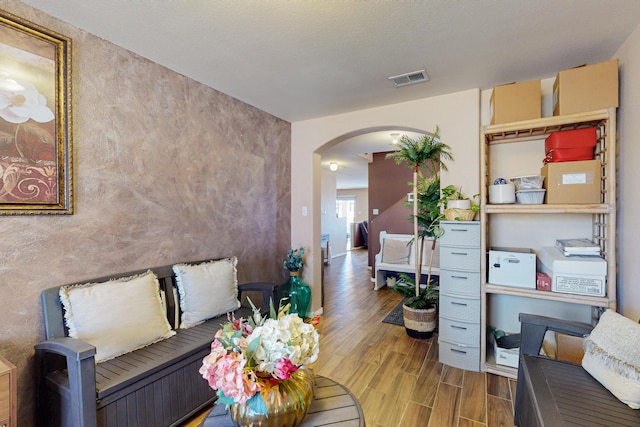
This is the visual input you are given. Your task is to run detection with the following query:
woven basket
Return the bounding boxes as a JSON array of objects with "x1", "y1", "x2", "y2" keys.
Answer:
[
  {"x1": 402, "y1": 305, "x2": 437, "y2": 332},
  {"x1": 444, "y1": 208, "x2": 476, "y2": 221}
]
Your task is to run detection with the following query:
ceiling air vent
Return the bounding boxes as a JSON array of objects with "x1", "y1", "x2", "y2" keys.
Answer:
[{"x1": 388, "y1": 69, "x2": 429, "y2": 87}]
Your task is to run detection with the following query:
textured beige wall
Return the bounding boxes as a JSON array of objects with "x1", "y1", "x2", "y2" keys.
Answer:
[{"x1": 1, "y1": 3, "x2": 291, "y2": 425}]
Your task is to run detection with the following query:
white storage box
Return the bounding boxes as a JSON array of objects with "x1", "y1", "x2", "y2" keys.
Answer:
[
  {"x1": 488, "y1": 248, "x2": 536, "y2": 289},
  {"x1": 537, "y1": 246, "x2": 606, "y2": 297},
  {"x1": 493, "y1": 335, "x2": 519, "y2": 368}
]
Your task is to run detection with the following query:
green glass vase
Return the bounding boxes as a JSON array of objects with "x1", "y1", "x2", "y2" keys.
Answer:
[{"x1": 278, "y1": 271, "x2": 311, "y2": 318}]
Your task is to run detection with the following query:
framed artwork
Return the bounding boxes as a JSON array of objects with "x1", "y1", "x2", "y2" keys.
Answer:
[{"x1": 0, "y1": 11, "x2": 72, "y2": 214}]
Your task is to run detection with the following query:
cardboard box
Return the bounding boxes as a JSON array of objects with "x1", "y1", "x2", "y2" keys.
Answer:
[
  {"x1": 489, "y1": 248, "x2": 536, "y2": 289},
  {"x1": 490, "y1": 79, "x2": 541, "y2": 125},
  {"x1": 555, "y1": 332, "x2": 585, "y2": 364},
  {"x1": 541, "y1": 160, "x2": 601, "y2": 204},
  {"x1": 537, "y1": 246, "x2": 606, "y2": 297},
  {"x1": 553, "y1": 59, "x2": 619, "y2": 116}
]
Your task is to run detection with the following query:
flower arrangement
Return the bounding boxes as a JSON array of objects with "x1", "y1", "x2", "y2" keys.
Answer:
[
  {"x1": 199, "y1": 301, "x2": 320, "y2": 413},
  {"x1": 284, "y1": 247, "x2": 305, "y2": 272}
]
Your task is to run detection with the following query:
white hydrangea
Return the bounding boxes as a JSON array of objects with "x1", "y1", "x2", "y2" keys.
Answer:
[{"x1": 249, "y1": 313, "x2": 320, "y2": 374}]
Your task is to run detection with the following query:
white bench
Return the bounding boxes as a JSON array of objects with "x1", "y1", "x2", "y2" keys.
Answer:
[{"x1": 372, "y1": 231, "x2": 440, "y2": 290}]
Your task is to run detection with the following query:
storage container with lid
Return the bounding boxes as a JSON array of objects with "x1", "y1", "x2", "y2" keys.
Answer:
[{"x1": 544, "y1": 128, "x2": 597, "y2": 163}]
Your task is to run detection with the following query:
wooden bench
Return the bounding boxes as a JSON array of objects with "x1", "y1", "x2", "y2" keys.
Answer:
[
  {"x1": 34, "y1": 260, "x2": 277, "y2": 427},
  {"x1": 372, "y1": 231, "x2": 439, "y2": 290},
  {"x1": 515, "y1": 313, "x2": 640, "y2": 426}
]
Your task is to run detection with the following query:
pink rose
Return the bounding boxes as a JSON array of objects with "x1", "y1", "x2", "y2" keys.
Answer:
[{"x1": 273, "y1": 358, "x2": 299, "y2": 380}]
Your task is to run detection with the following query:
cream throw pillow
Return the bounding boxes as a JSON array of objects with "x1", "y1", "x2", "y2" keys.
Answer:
[
  {"x1": 173, "y1": 258, "x2": 241, "y2": 329},
  {"x1": 381, "y1": 239, "x2": 412, "y2": 264},
  {"x1": 59, "y1": 271, "x2": 175, "y2": 363},
  {"x1": 582, "y1": 309, "x2": 640, "y2": 409}
]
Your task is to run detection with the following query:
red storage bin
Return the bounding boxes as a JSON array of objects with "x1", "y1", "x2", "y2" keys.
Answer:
[{"x1": 544, "y1": 128, "x2": 597, "y2": 163}]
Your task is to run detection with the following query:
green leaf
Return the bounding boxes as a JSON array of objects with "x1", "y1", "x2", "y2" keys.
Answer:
[
  {"x1": 217, "y1": 391, "x2": 237, "y2": 406},
  {"x1": 247, "y1": 393, "x2": 268, "y2": 414},
  {"x1": 269, "y1": 297, "x2": 277, "y2": 319},
  {"x1": 245, "y1": 336, "x2": 260, "y2": 361}
]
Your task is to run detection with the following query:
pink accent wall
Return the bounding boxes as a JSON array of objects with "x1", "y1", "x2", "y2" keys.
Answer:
[
  {"x1": 1, "y1": 3, "x2": 291, "y2": 425},
  {"x1": 367, "y1": 152, "x2": 413, "y2": 268}
]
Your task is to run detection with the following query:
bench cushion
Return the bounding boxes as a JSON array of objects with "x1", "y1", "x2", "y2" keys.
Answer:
[
  {"x1": 59, "y1": 271, "x2": 175, "y2": 363},
  {"x1": 173, "y1": 258, "x2": 241, "y2": 329},
  {"x1": 381, "y1": 238, "x2": 411, "y2": 264}
]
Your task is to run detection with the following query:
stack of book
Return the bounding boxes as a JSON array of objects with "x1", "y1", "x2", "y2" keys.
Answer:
[{"x1": 555, "y1": 238, "x2": 601, "y2": 257}]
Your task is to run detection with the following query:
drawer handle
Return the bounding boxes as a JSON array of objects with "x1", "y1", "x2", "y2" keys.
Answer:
[
  {"x1": 451, "y1": 302, "x2": 468, "y2": 306},
  {"x1": 450, "y1": 228, "x2": 469, "y2": 232},
  {"x1": 451, "y1": 252, "x2": 468, "y2": 256},
  {"x1": 450, "y1": 348, "x2": 467, "y2": 354},
  {"x1": 451, "y1": 275, "x2": 468, "y2": 280},
  {"x1": 451, "y1": 325, "x2": 467, "y2": 330}
]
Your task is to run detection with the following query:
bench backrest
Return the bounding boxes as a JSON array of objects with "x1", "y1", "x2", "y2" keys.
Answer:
[{"x1": 40, "y1": 260, "x2": 214, "y2": 340}]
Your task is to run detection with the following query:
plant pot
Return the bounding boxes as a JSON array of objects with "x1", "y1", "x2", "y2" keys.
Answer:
[
  {"x1": 402, "y1": 304, "x2": 437, "y2": 339},
  {"x1": 447, "y1": 199, "x2": 471, "y2": 210}
]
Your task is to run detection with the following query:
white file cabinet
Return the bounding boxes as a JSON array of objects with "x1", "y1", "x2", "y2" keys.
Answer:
[{"x1": 438, "y1": 221, "x2": 481, "y2": 371}]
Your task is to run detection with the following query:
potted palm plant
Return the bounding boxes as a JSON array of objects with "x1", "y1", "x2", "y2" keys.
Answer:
[{"x1": 386, "y1": 128, "x2": 453, "y2": 338}]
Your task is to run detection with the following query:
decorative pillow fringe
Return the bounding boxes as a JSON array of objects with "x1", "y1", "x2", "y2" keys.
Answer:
[{"x1": 584, "y1": 338, "x2": 640, "y2": 381}]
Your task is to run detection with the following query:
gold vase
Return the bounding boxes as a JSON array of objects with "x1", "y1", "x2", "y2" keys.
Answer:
[{"x1": 229, "y1": 366, "x2": 315, "y2": 427}]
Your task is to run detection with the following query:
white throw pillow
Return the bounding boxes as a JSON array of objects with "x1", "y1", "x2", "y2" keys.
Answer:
[
  {"x1": 381, "y1": 239, "x2": 412, "y2": 264},
  {"x1": 59, "y1": 271, "x2": 175, "y2": 363},
  {"x1": 582, "y1": 309, "x2": 640, "y2": 409},
  {"x1": 173, "y1": 258, "x2": 241, "y2": 329}
]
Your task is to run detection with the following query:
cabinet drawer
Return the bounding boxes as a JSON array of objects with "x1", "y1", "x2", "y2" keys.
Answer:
[
  {"x1": 0, "y1": 373, "x2": 8, "y2": 423},
  {"x1": 440, "y1": 247, "x2": 480, "y2": 271},
  {"x1": 439, "y1": 294, "x2": 480, "y2": 321},
  {"x1": 439, "y1": 269, "x2": 480, "y2": 296},
  {"x1": 439, "y1": 317, "x2": 479, "y2": 345},
  {"x1": 440, "y1": 222, "x2": 480, "y2": 247},
  {"x1": 438, "y1": 338, "x2": 480, "y2": 371}
]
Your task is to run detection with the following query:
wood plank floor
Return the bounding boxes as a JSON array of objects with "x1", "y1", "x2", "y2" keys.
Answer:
[{"x1": 182, "y1": 248, "x2": 516, "y2": 427}]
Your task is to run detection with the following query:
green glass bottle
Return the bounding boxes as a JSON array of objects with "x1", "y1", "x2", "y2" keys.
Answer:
[{"x1": 278, "y1": 271, "x2": 311, "y2": 319}]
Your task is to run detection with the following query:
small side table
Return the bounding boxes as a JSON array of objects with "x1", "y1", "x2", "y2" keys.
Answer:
[{"x1": 201, "y1": 376, "x2": 365, "y2": 426}]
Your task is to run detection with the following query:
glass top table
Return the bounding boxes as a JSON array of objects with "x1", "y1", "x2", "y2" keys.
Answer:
[{"x1": 200, "y1": 375, "x2": 365, "y2": 426}]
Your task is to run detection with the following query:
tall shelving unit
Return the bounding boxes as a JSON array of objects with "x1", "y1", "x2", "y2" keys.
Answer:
[{"x1": 480, "y1": 108, "x2": 617, "y2": 379}]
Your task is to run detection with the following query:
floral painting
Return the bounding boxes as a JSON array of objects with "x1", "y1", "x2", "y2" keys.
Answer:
[{"x1": 0, "y1": 12, "x2": 72, "y2": 214}]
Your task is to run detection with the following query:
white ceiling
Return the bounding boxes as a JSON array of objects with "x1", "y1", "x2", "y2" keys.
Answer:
[{"x1": 21, "y1": 0, "x2": 640, "y2": 189}]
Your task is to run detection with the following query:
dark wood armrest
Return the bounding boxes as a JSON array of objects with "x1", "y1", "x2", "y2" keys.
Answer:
[
  {"x1": 518, "y1": 313, "x2": 593, "y2": 357},
  {"x1": 515, "y1": 313, "x2": 593, "y2": 426},
  {"x1": 35, "y1": 337, "x2": 98, "y2": 426},
  {"x1": 35, "y1": 336, "x2": 96, "y2": 360}
]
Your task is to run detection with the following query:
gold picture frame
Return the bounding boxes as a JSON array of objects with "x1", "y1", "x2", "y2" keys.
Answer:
[{"x1": 0, "y1": 11, "x2": 72, "y2": 214}]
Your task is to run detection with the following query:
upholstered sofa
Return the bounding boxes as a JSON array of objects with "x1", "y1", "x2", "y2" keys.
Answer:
[
  {"x1": 34, "y1": 258, "x2": 277, "y2": 427},
  {"x1": 372, "y1": 230, "x2": 440, "y2": 290}
]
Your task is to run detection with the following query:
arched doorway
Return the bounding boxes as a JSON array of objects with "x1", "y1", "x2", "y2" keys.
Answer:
[{"x1": 314, "y1": 126, "x2": 428, "y2": 301}]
